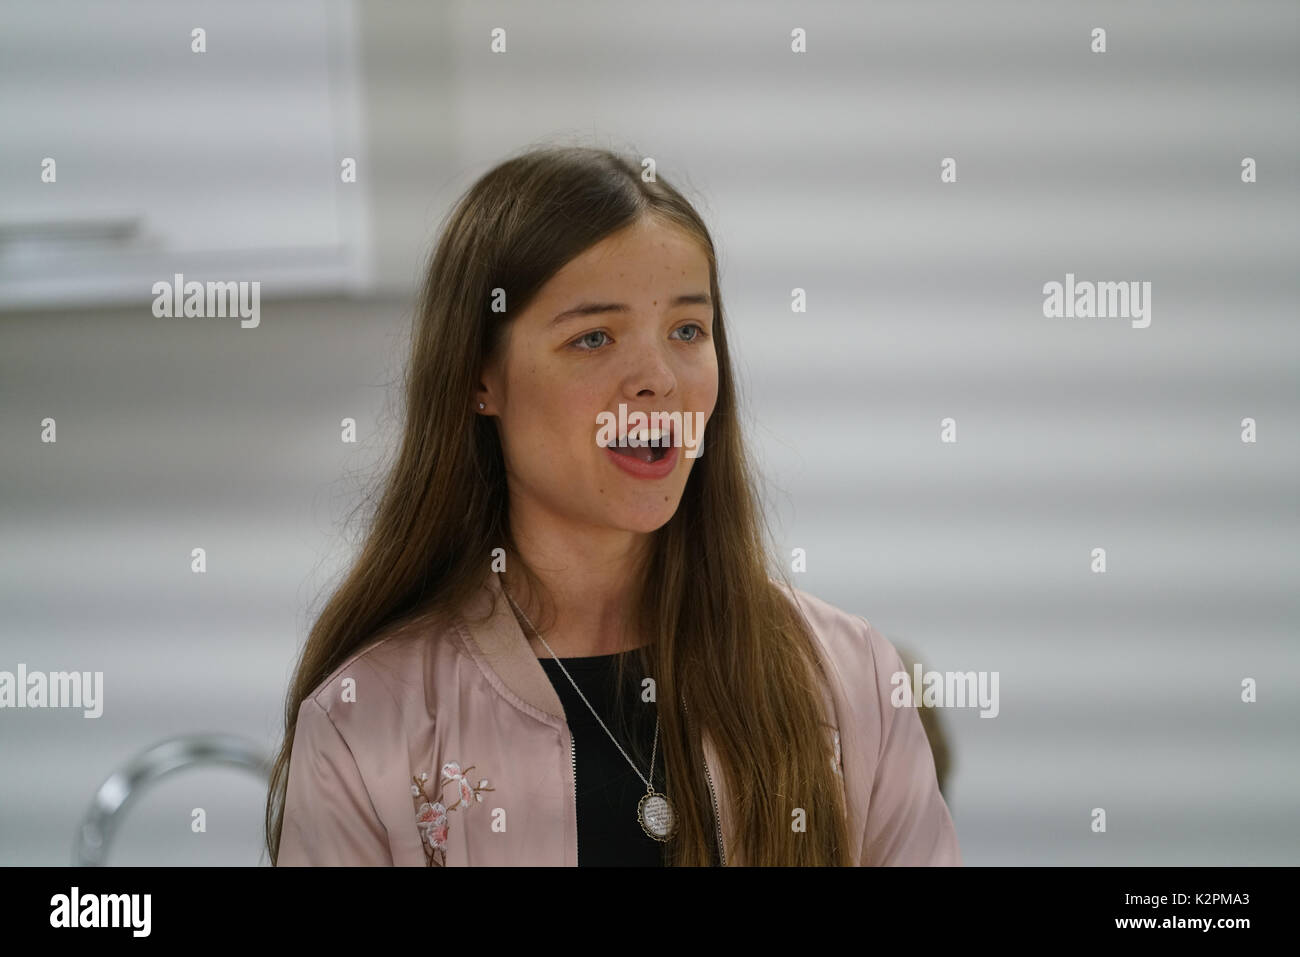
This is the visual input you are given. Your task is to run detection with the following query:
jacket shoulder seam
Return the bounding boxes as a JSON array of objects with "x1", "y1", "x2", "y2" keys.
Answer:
[
  {"x1": 300, "y1": 693, "x2": 390, "y2": 840},
  {"x1": 856, "y1": 614, "x2": 889, "y2": 770},
  {"x1": 305, "y1": 611, "x2": 448, "y2": 711}
]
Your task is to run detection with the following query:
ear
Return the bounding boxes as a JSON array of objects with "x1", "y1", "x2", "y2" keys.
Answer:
[
  {"x1": 473, "y1": 370, "x2": 495, "y2": 414},
  {"x1": 476, "y1": 345, "x2": 507, "y2": 415},
  {"x1": 475, "y1": 316, "x2": 516, "y2": 416},
  {"x1": 474, "y1": 374, "x2": 497, "y2": 416}
]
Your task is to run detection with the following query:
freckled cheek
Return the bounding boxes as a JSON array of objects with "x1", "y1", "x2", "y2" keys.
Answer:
[
  {"x1": 533, "y1": 423, "x2": 594, "y2": 471},
  {"x1": 563, "y1": 390, "x2": 605, "y2": 454},
  {"x1": 687, "y1": 369, "x2": 721, "y2": 417}
]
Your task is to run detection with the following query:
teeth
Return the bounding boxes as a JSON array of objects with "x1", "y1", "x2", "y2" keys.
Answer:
[{"x1": 624, "y1": 426, "x2": 664, "y2": 447}]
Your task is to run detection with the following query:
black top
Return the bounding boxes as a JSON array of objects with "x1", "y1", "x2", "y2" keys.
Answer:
[{"x1": 538, "y1": 650, "x2": 667, "y2": 866}]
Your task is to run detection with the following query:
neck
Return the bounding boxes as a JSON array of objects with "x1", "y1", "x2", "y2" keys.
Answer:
[{"x1": 501, "y1": 517, "x2": 652, "y2": 659}]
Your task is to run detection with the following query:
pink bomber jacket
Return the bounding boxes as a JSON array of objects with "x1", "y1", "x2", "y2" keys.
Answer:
[{"x1": 278, "y1": 569, "x2": 962, "y2": 866}]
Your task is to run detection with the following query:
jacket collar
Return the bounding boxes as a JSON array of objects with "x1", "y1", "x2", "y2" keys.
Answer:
[
  {"x1": 455, "y1": 568, "x2": 568, "y2": 722},
  {"x1": 454, "y1": 566, "x2": 733, "y2": 864}
]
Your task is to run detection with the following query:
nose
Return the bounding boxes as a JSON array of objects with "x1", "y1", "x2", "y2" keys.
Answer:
[{"x1": 622, "y1": 338, "x2": 677, "y2": 399}]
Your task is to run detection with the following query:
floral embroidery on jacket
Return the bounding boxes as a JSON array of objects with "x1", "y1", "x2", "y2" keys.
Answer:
[{"x1": 411, "y1": 762, "x2": 494, "y2": 866}]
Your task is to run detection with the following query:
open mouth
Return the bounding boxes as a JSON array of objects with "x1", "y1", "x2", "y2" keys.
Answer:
[
  {"x1": 609, "y1": 443, "x2": 669, "y2": 464},
  {"x1": 607, "y1": 423, "x2": 673, "y2": 464}
]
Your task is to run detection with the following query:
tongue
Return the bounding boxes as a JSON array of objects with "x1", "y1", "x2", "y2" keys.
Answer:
[{"x1": 612, "y1": 443, "x2": 663, "y2": 463}]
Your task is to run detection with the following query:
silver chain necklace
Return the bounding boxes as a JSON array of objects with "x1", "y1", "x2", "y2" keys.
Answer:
[{"x1": 499, "y1": 576, "x2": 678, "y2": 843}]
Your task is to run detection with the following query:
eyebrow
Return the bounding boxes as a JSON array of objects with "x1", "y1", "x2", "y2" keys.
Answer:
[{"x1": 548, "y1": 293, "x2": 712, "y2": 328}]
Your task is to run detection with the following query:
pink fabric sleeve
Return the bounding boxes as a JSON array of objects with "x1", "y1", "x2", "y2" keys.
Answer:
[
  {"x1": 859, "y1": 617, "x2": 963, "y2": 866},
  {"x1": 277, "y1": 695, "x2": 393, "y2": 866}
]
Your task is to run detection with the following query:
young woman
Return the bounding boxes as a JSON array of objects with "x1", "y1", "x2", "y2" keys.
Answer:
[{"x1": 266, "y1": 145, "x2": 961, "y2": 866}]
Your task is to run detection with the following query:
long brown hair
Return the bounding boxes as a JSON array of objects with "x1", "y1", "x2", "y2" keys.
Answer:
[{"x1": 265, "y1": 142, "x2": 852, "y2": 865}]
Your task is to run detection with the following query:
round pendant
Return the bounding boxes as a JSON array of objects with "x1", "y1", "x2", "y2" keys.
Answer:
[{"x1": 637, "y1": 791, "x2": 677, "y2": 842}]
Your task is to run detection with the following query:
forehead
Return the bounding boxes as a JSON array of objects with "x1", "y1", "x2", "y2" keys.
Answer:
[{"x1": 537, "y1": 217, "x2": 710, "y2": 301}]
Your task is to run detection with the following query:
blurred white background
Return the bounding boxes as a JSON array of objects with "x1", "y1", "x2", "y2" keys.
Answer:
[{"x1": 1, "y1": 0, "x2": 1297, "y2": 865}]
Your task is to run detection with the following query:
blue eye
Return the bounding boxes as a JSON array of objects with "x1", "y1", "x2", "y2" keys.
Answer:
[{"x1": 571, "y1": 323, "x2": 708, "y2": 352}]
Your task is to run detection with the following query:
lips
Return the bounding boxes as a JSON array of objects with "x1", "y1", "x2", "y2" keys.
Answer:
[
  {"x1": 600, "y1": 413, "x2": 681, "y2": 468},
  {"x1": 604, "y1": 438, "x2": 679, "y2": 478}
]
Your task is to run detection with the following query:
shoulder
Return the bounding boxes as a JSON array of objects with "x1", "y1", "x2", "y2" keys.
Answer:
[
  {"x1": 766, "y1": 579, "x2": 964, "y2": 868},
  {"x1": 769, "y1": 577, "x2": 902, "y2": 695},
  {"x1": 299, "y1": 608, "x2": 466, "y2": 735},
  {"x1": 767, "y1": 576, "x2": 919, "y2": 775}
]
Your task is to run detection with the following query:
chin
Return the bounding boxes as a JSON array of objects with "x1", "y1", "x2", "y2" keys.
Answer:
[{"x1": 616, "y1": 504, "x2": 680, "y2": 534}]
